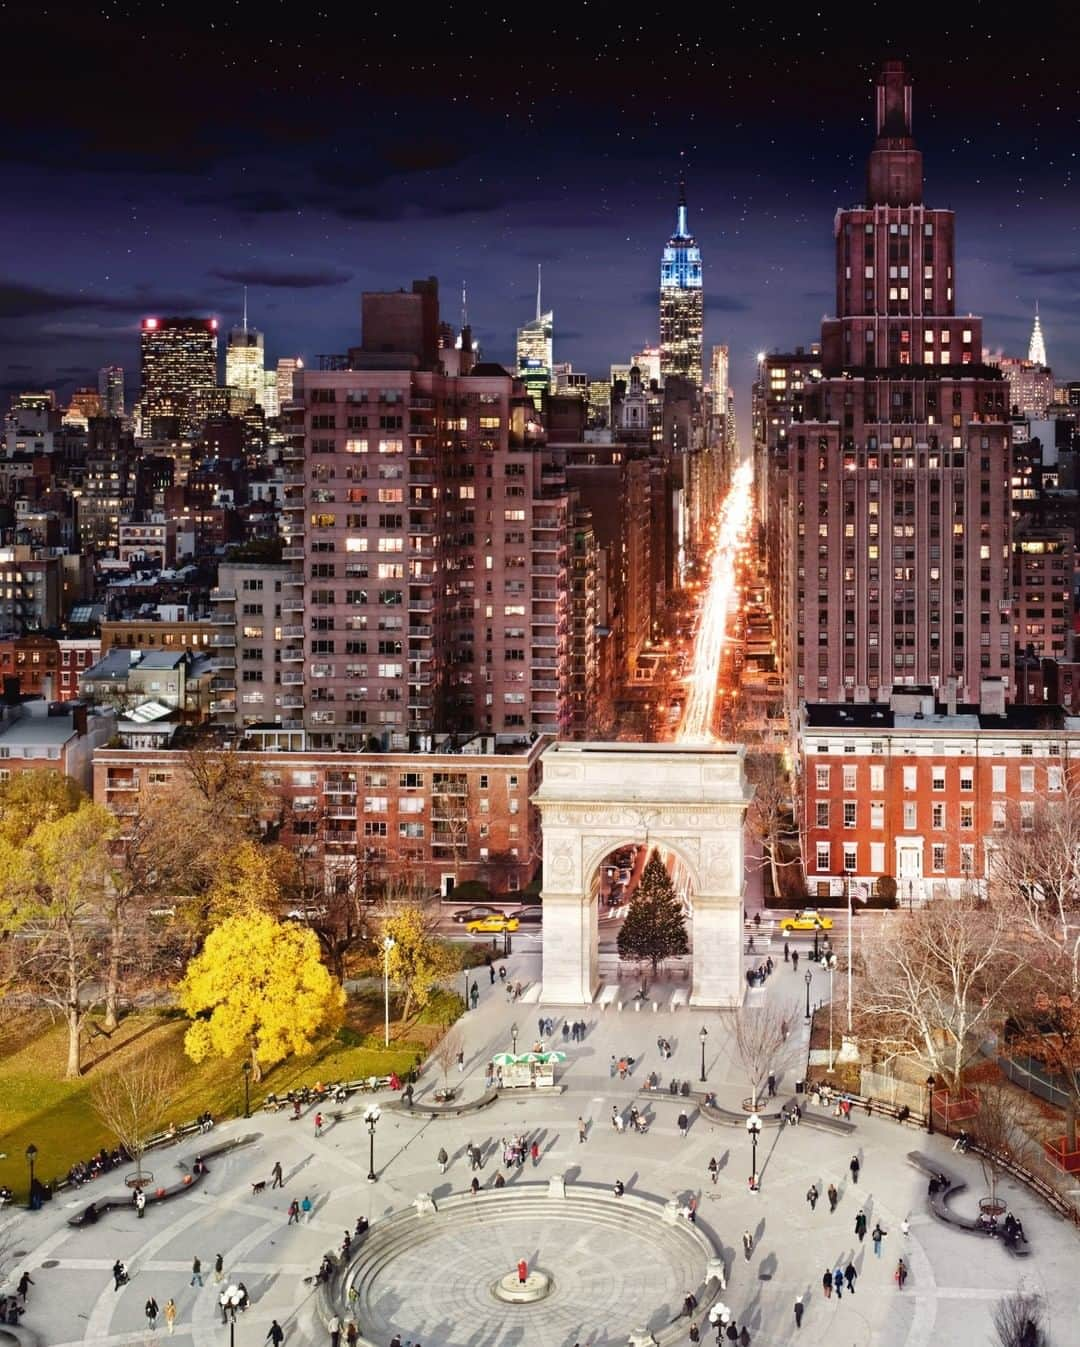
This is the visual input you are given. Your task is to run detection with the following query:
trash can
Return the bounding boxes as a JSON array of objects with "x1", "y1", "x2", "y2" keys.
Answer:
[{"x1": 795, "y1": 1080, "x2": 805, "y2": 1094}]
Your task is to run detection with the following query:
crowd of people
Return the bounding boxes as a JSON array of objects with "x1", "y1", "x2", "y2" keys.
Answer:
[{"x1": 65, "y1": 1145, "x2": 131, "y2": 1188}]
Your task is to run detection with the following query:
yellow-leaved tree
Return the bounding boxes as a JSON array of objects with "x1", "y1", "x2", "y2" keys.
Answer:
[
  {"x1": 203, "y1": 840, "x2": 285, "y2": 922},
  {"x1": 177, "y1": 909, "x2": 344, "y2": 1081},
  {"x1": 381, "y1": 901, "x2": 454, "y2": 1022}
]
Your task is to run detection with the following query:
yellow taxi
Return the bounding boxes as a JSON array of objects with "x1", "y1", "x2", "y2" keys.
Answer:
[
  {"x1": 779, "y1": 909, "x2": 835, "y2": 933},
  {"x1": 465, "y1": 914, "x2": 521, "y2": 934}
]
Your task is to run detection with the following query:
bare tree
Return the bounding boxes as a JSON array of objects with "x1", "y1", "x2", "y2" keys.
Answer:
[
  {"x1": 430, "y1": 1025, "x2": 464, "y2": 1087},
  {"x1": 744, "y1": 749, "x2": 802, "y2": 900},
  {"x1": 967, "y1": 1082, "x2": 1030, "y2": 1211},
  {"x1": 854, "y1": 900, "x2": 1021, "y2": 1092},
  {"x1": 991, "y1": 1285, "x2": 1048, "y2": 1347},
  {"x1": 431, "y1": 771, "x2": 470, "y2": 888},
  {"x1": 90, "y1": 1053, "x2": 177, "y2": 1182},
  {"x1": 732, "y1": 1001, "x2": 799, "y2": 1110}
]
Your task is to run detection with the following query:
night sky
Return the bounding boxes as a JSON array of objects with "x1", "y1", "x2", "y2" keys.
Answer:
[{"x1": 5, "y1": 2, "x2": 1080, "y2": 438}]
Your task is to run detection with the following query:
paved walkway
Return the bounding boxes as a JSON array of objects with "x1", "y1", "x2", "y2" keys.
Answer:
[{"x1": 3, "y1": 960, "x2": 1076, "y2": 1346}]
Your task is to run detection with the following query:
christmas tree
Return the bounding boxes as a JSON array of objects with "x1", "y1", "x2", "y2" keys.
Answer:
[{"x1": 617, "y1": 848, "x2": 690, "y2": 975}]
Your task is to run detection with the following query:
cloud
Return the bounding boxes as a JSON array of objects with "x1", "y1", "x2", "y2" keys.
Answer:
[
  {"x1": 187, "y1": 188, "x2": 295, "y2": 216},
  {"x1": 1014, "y1": 260, "x2": 1080, "y2": 278},
  {"x1": 0, "y1": 281, "x2": 215, "y2": 320},
  {"x1": 211, "y1": 266, "x2": 352, "y2": 289}
]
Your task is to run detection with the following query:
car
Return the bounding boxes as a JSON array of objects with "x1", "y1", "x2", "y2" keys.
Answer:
[
  {"x1": 451, "y1": 905, "x2": 504, "y2": 924},
  {"x1": 779, "y1": 909, "x2": 835, "y2": 932},
  {"x1": 512, "y1": 906, "x2": 543, "y2": 925},
  {"x1": 465, "y1": 914, "x2": 520, "y2": 934}
]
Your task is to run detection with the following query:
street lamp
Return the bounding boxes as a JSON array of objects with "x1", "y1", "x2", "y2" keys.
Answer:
[
  {"x1": 699, "y1": 1025, "x2": 709, "y2": 1083},
  {"x1": 709, "y1": 1301, "x2": 731, "y2": 1345},
  {"x1": 25, "y1": 1143, "x2": 37, "y2": 1210},
  {"x1": 222, "y1": 1285, "x2": 244, "y2": 1346},
  {"x1": 364, "y1": 1105, "x2": 380, "y2": 1183},
  {"x1": 510, "y1": 1022, "x2": 518, "y2": 1054},
  {"x1": 825, "y1": 954, "x2": 838, "y2": 1073},
  {"x1": 804, "y1": 968, "x2": 813, "y2": 1022},
  {"x1": 746, "y1": 1113, "x2": 761, "y2": 1191},
  {"x1": 241, "y1": 1060, "x2": 252, "y2": 1119},
  {"x1": 925, "y1": 1075, "x2": 937, "y2": 1136},
  {"x1": 382, "y1": 934, "x2": 396, "y2": 1047},
  {"x1": 463, "y1": 967, "x2": 470, "y2": 1010}
]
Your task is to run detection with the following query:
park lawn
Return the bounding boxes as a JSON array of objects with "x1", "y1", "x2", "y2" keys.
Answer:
[{"x1": 0, "y1": 1006, "x2": 425, "y2": 1200}]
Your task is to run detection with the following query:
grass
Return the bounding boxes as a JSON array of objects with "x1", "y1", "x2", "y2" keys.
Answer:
[{"x1": 0, "y1": 994, "x2": 432, "y2": 1200}]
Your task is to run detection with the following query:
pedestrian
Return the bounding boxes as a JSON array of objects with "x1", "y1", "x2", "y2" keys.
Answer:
[
  {"x1": 827, "y1": 1183, "x2": 838, "y2": 1212},
  {"x1": 271, "y1": 1161, "x2": 284, "y2": 1189},
  {"x1": 678, "y1": 1111, "x2": 689, "y2": 1138},
  {"x1": 437, "y1": 1147, "x2": 449, "y2": 1173},
  {"x1": 328, "y1": 1313, "x2": 342, "y2": 1347},
  {"x1": 689, "y1": 1323, "x2": 700, "y2": 1343},
  {"x1": 287, "y1": 1199, "x2": 300, "y2": 1224},
  {"x1": 738, "y1": 1328, "x2": 750, "y2": 1347},
  {"x1": 266, "y1": 1319, "x2": 285, "y2": 1344},
  {"x1": 806, "y1": 1183, "x2": 818, "y2": 1211},
  {"x1": 517, "y1": 1257, "x2": 528, "y2": 1285},
  {"x1": 854, "y1": 1208, "x2": 867, "y2": 1242},
  {"x1": 345, "y1": 1319, "x2": 358, "y2": 1346},
  {"x1": 530, "y1": 1140, "x2": 540, "y2": 1166},
  {"x1": 191, "y1": 1256, "x2": 203, "y2": 1287},
  {"x1": 112, "y1": 1260, "x2": 128, "y2": 1290},
  {"x1": 17, "y1": 1272, "x2": 33, "y2": 1302},
  {"x1": 314, "y1": 1111, "x2": 324, "y2": 1137},
  {"x1": 844, "y1": 1262, "x2": 857, "y2": 1293},
  {"x1": 792, "y1": 950, "x2": 799, "y2": 970},
  {"x1": 895, "y1": 1258, "x2": 908, "y2": 1289},
  {"x1": 610, "y1": 1055, "x2": 617, "y2": 1078},
  {"x1": 872, "y1": 1223, "x2": 886, "y2": 1257},
  {"x1": 822, "y1": 1269, "x2": 832, "y2": 1300},
  {"x1": 457, "y1": 1050, "x2": 465, "y2": 1073},
  {"x1": 611, "y1": 1106, "x2": 624, "y2": 1132},
  {"x1": 215, "y1": 1252, "x2": 225, "y2": 1283},
  {"x1": 302, "y1": 1194, "x2": 313, "y2": 1223},
  {"x1": 470, "y1": 1177, "x2": 480, "y2": 1197},
  {"x1": 578, "y1": 1116, "x2": 587, "y2": 1144},
  {"x1": 900, "y1": 1216, "x2": 910, "y2": 1237},
  {"x1": 470, "y1": 982, "x2": 478, "y2": 1010},
  {"x1": 793, "y1": 1295, "x2": 804, "y2": 1329},
  {"x1": 489, "y1": 964, "x2": 495, "y2": 985},
  {"x1": 833, "y1": 1268, "x2": 844, "y2": 1300},
  {"x1": 784, "y1": 941, "x2": 790, "y2": 963},
  {"x1": 135, "y1": 1188, "x2": 146, "y2": 1219},
  {"x1": 164, "y1": 1298, "x2": 177, "y2": 1335},
  {"x1": 850, "y1": 1154, "x2": 861, "y2": 1184},
  {"x1": 562, "y1": 1021, "x2": 570, "y2": 1042},
  {"x1": 767, "y1": 1072, "x2": 776, "y2": 1098},
  {"x1": 493, "y1": 1171, "x2": 505, "y2": 1187},
  {"x1": 146, "y1": 1298, "x2": 160, "y2": 1330},
  {"x1": 742, "y1": 1230, "x2": 754, "y2": 1261},
  {"x1": 708, "y1": 1157, "x2": 719, "y2": 1185},
  {"x1": 538, "y1": 1017, "x2": 545, "y2": 1039}
]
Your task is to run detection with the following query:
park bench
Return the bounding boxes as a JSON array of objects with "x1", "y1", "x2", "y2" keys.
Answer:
[{"x1": 906, "y1": 1151, "x2": 1030, "y2": 1257}]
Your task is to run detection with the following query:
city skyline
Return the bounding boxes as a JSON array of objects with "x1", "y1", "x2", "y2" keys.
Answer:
[{"x1": 3, "y1": 5, "x2": 1078, "y2": 431}]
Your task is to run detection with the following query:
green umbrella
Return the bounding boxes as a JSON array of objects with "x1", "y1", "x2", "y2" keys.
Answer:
[{"x1": 491, "y1": 1053, "x2": 517, "y2": 1065}]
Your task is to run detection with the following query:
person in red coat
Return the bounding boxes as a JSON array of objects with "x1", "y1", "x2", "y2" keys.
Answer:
[{"x1": 517, "y1": 1258, "x2": 528, "y2": 1285}]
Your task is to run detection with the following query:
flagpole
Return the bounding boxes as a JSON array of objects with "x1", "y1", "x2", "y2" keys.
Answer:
[{"x1": 847, "y1": 877, "x2": 853, "y2": 1036}]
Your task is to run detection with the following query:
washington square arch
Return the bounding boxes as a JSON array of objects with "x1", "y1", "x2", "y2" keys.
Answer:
[{"x1": 532, "y1": 741, "x2": 754, "y2": 1007}]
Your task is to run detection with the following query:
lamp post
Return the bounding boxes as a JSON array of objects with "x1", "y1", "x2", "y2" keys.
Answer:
[
  {"x1": 25, "y1": 1143, "x2": 37, "y2": 1210},
  {"x1": 222, "y1": 1285, "x2": 244, "y2": 1346},
  {"x1": 825, "y1": 954, "x2": 837, "y2": 1073},
  {"x1": 382, "y1": 934, "x2": 395, "y2": 1046},
  {"x1": 699, "y1": 1025, "x2": 709, "y2": 1084},
  {"x1": 925, "y1": 1075, "x2": 937, "y2": 1136},
  {"x1": 510, "y1": 1022, "x2": 518, "y2": 1055},
  {"x1": 241, "y1": 1060, "x2": 252, "y2": 1119},
  {"x1": 709, "y1": 1301, "x2": 731, "y2": 1345},
  {"x1": 813, "y1": 925, "x2": 820, "y2": 962},
  {"x1": 364, "y1": 1105, "x2": 380, "y2": 1182},
  {"x1": 804, "y1": 968, "x2": 812, "y2": 1022},
  {"x1": 463, "y1": 967, "x2": 470, "y2": 1010},
  {"x1": 746, "y1": 1114, "x2": 761, "y2": 1191}
]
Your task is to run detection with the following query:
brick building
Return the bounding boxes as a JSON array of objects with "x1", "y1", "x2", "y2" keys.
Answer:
[
  {"x1": 766, "y1": 62, "x2": 1012, "y2": 711},
  {"x1": 799, "y1": 687, "x2": 1080, "y2": 903},
  {"x1": 93, "y1": 733, "x2": 546, "y2": 897}
]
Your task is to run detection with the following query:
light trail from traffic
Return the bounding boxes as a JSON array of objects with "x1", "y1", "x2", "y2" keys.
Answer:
[{"x1": 676, "y1": 458, "x2": 754, "y2": 744}]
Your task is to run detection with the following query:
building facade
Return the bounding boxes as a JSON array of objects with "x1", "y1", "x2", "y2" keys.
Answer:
[
  {"x1": 800, "y1": 690, "x2": 1080, "y2": 903},
  {"x1": 140, "y1": 317, "x2": 219, "y2": 436},
  {"x1": 785, "y1": 62, "x2": 1011, "y2": 707}
]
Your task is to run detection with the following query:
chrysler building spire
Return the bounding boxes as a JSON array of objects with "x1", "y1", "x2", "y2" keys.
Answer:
[{"x1": 1028, "y1": 304, "x2": 1047, "y2": 367}]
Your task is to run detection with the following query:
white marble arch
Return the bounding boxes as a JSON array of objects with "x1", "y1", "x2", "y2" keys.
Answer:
[{"x1": 531, "y1": 741, "x2": 754, "y2": 1006}]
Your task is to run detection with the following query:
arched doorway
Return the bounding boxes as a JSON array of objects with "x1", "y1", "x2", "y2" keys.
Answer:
[{"x1": 532, "y1": 742, "x2": 753, "y2": 1006}]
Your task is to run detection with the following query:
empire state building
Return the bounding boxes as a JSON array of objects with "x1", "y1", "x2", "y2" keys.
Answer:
[{"x1": 659, "y1": 176, "x2": 703, "y2": 390}]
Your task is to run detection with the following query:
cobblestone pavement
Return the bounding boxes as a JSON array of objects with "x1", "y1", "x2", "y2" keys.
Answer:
[{"x1": 2, "y1": 945, "x2": 1076, "y2": 1346}]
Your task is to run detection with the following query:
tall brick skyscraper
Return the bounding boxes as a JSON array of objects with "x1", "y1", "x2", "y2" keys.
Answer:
[{"x1": 788, "y1": 60, "x2": 1010, "y2": 704}]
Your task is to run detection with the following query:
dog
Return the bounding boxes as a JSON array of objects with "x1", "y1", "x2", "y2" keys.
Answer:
[{"x1": 251, "y1": 1180, "x2": 266, "y2": 1195}]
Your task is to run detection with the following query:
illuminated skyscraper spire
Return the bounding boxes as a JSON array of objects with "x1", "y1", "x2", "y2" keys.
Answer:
[
  {"x1": 660, "y1": 161, "x2": 703, "y2": 388},
  {"x1": 1029, "y1": 303, "x2": 1047, "y2": 367},
  {"x1": 536, "y1": 263, "x2": 542, "y2": 322}
]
